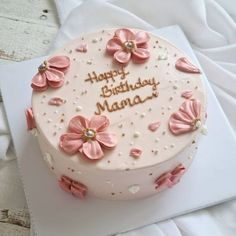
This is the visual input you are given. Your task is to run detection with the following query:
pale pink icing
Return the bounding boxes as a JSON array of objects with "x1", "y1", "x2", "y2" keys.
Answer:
[
  {"x1": 31, "y1": 56, "x2": 70, "y2": 91},
  {"x1": 130, "y1": 148, "x2": 142, "y2": 158},
  {"x1": 76, "y1": 43, "x2": 88, "y2": 53},
  {"x1": 155, "y1": 164, "x2": 186, "y2": 190},
  {"x1": 181, "y1": 90, "x2": 193, "y2": 99},
  {"x1": 169, "y1": 99, "x2": 201, "y2": 135},
  {"x1": 148, "y1": 121, "x2": 161, "y2": 132},
  {"x1": 25, "y1": 107, "x2": 36, "y2": 130},
  {"x1": 48, "y1": 97, "x2": 64, "y2": 106},
  {"x1": 59, "y1": 175, "x2": 87, "y2": 199},
  {"x1": 175, "y1": 57, "x2": 200, "y2": 74},
  {"x1": 60, "y1": 115, "x2": 117, "y2": 160},
  {"x1": 106, "y1": 28, "x2": 150, "y2": 64}
]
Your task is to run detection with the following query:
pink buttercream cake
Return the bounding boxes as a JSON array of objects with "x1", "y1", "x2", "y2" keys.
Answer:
[{"x1": 25, "y1": 28, "x2": 207, "y2": 200}]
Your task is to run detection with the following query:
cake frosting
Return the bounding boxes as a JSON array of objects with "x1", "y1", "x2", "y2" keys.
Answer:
[{"x1": 26, "y1": 28, "x2": 207, "y2": 200}]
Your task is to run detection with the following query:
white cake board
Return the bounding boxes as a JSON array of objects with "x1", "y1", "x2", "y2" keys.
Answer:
[{"x1": 1, "y1": 26, "x2": 236, "y2": 236}]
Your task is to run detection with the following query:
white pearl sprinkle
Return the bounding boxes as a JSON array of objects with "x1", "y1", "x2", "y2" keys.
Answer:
[
  {"x1": 170, "y1": 144, "x2": 175, "y2": 148},
  {"x1": 92, "y1": 38, "x2": 98, "y2": 43},
  {"x1": 76, "y1": 170, "x2": 82, "y2": 175},
  {"x1": 155, "y1": 138, "x2": 160, "y2": 143},
  {"x1": 86, "y1": 60, "x2": 92, "y2": 65},
  {"x1": 76, "y1": 106, "x2": 83, "y2": 112},
  {"x1": 168, "y1": 106, "x2": 172, "y2": 110},
  {"x1": 133, "y1": 131, "x2": 140, "y2": 138},
  {"x1": 128, "y1": 184, "x2": 140, "y2": 194},
  {"x1": 157, "y1": 54, "x2": 168, "y2": 60},
  {"x1": 47, "y1": 119, "x2": 52, "y2": 123},
  {"x1": 164, "y1": 146, "x2": 168, "y2": 150},
  {"x1": 129, "y1": 141, "x2": 134, "y2": 146},
  {"x1": 154, "y1": 150, "x2": 158, "y2": 155},
  {"x1": 173, "y1": 85, "x2": 178, "y2": 90},
  {"x1": 118, "y1": 152, "x2": 123, "y2": 156},
  {"x1": 195, "y1": 120, "x2": 202, "y2": 128},
  {"x1": 148, "y1": 107, "x2": 152, "y2": 111},
  {"x1": 118, "y1": 123, "x2": 123, "y2": 128},
  {"x1": 54, "y1": 110, "x2": 59, "y2": 114},
  {"x1": 200, "y1": 125, "x2": 208, "y2": 135},
  {"x1": 140, "y1": 112, "x2": 146, "y2": 118}
]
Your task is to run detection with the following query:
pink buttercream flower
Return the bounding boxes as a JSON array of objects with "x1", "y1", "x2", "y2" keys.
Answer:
[
  {"x1": 106, "y1": 28, "x2": 150, "y2": 64},
  {"x1": 155, "y1": 164, "x2": 186, "y2": 191},
  {"x1": 59, "y1": 175, "x2": 87, "y2": 199},
  {"x1": 60, "y1": 115, "x2": 117, "y2": 160},
  {"x1": 31, "y1": 55, "x2": 70, "y2": 91},
  {"x1": 169, "y1": 99, "x2": 202, "y2": 135},
  {"x1": 25, "y1": 107, "x2": 36, "y2": 130}
]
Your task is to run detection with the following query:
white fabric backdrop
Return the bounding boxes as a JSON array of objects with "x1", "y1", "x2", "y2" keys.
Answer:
[{"x1": 0, "y1": 0, "x2": 236, "y2": 235}]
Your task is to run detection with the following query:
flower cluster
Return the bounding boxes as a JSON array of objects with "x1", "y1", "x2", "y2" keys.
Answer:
[
  {"x1": 60, "y1": 115, "x2": 117, "y2": 160},
  {"x1": 106, "y1": 28, "x2": 150, "y2": 64},
  {"x1": 31, "y1": 56, "x2": 70, "y2": 91}
]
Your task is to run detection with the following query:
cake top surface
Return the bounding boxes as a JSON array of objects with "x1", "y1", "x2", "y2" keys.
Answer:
[{"x1": 31, "y1": 28, "x2": 206, "y2": 170}]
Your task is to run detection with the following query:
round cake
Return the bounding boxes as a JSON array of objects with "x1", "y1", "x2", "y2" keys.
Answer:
[{"x1": 25, "y1": 28, "x2": 207, "y2": 200}]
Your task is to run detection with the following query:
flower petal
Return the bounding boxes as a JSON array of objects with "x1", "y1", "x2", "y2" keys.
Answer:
[
  {"x1": 59, "y1": 133, "x2": 83, "y2": 155},
  {"x1": 155, "y1": 173, "x2": 173, "y2": 190},
  {"x1": 169, "y1": 99, "x2": 201, "y2": 135},
  {"x1": 114, "y1": 28, "x2": 135, "y2": 43},
  {"x1": 169, "y1": 115, "x2": 193, "y2": 135},
  {"x1": 171, "y1": 164, "x2": 186, "y2": 185},
  {"x1": 59, "y1": 178, "x2": 71, "y2": 193},
  {"x1": 129, "y1": 148, "x2": 142, "y2": 158},
  {"x1": 45, "y1": 68, "x2": 64, "y2": 82},
  {"x1": 25, "y1": 107, "x2": 36, "y2": 130},
  {"x1": 47, "y1": 56, "x2": 70, "y2": 69},
  {"x1": 171, "y1": 164, "x2": 186, "y2": 175},
  {"x1": 132, "y1": 48, "x2": 150, "y2": 63},
  {"x1": 69, "y1": 115, "x2": 89, "y2": 134},
  {"x1": 114, "y1": 50, "x2": 131, "y2": 64},
  {"x1": 138, "y1": 42, "x2": 148, "y2": 49},
  {"x1": 82, "y1": 140, "x2": 104, "y2": 160},
  {"x1": 175, "y1": 57, "x2": 200, "y2": 74},
  {"x1": 148, "y1": 121, "x2": 161, "y2": 132},
  {"x1": 96, "y1": 132, "x2": 117, "y2": 149},
  {"x1": 61, "y1": 175, "x2": 73, "y2": 185},
  {"x1": 135, "y1": 31, "x2": 150, "y2": 45},
  {"x1": 48, "y1": 97, "x2": 64, "y2": 106},
  {"x1": 31, "y1": 72, "x2": 48, "y2": 91},
  {"x1": 89, "y1": 115, "x2": 110, "y2": 132},
  {"x1": 106, "y1": 38, "x2": 122, "y2": 54},
  {"x1": 47, "y1": 79, "x2": 64, "y2": 89},
  {"x1": 71, "y1": 181, "x2": 87, "y2": 199}
]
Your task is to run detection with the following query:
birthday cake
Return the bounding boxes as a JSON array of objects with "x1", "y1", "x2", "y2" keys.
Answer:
[{"x1": 25, "y1": 28, "x2": 207, "y2": 200}]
